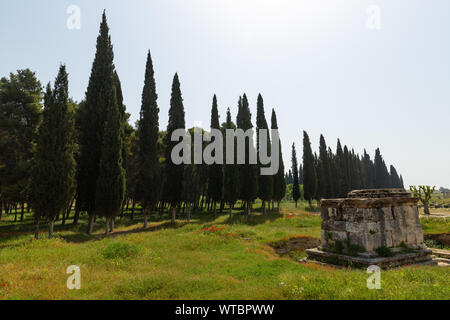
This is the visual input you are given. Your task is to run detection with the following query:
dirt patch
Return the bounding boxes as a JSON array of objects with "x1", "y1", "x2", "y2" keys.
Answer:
[
  {"x1": 270, "y1": 236, "x2": 321, "y2": 255},
  {"x1": 424, "y1": 233, "x2": 450, "y2": 246}
]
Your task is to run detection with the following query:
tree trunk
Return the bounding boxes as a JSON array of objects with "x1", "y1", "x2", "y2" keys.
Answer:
[
  {"x1": 63, "y1": 196, "x2": 75, "y2": 226},
  {"x1": 171, "y1": 206, "x2": 176, "y2": 224},
  {"x1": 49, "y1": 219, "x2": 54, "y2": 239},
  {"x1": 187, "y1": 206, "x2": 191, "y2": 223},
  {"x1": 73, "y1": 208, "x2": 80, "y2": 225},
  {"x1": 295, "y1": 201, "x2": 298, "y2": 208},
  {"x1": 229, "y1": 204, "x2": 233, "y2": 220},
  {"x1": 130, "y1": 199, "x2": 136, "y2": 220},
  {"x1": 20, "y1": 202, "x2": 25, "y2": 222},
  {"x1": 110, "y1": 218, "x2": 115, "y2": 233},
  {"x1": 424, "y1": 202, "x2": 430, "y2": 215},
  {"x1": 105, "y1": 217, "x2": 110, "y2": 236},
  {"x1": 0, "y1": 200, "x2": 3, "y2": 220},
  {"x1": 35, "y1": 215, "x2": 40, "y2": 240},
  {"x1": 262, "y1": 201, "x2": 266, "y2": 215},
  {"x1": 308, "y1": 198, "x2": 313, "y2": 209},
  {"x1": 143, "y1": 207, "x2": 148, "y2": 228},
  {"x1": 247, "y1": 202, "x2": 252, "y2": 215},
  {"x1": 213, "y1": 201, "x2": 217, "y2": 215},
  {"x1": 87, "y1": 214, "x2": 95, "y2": 235},
  {"x1": 277, "y1": 201, "x2": 281, "y2": 215}
]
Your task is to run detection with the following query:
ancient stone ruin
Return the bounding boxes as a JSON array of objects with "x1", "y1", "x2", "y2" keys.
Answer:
[{"x1": 306, "y1": 189, "x2": 435, "y2": 268}]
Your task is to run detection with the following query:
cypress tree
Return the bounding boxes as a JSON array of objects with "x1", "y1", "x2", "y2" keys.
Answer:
[
  {"x1": 291, "y1": 143, "x2": 300, "y2": 207},
  {"x1": 318, "y1": 135, "x2": 333, "y2": 199},
  {"x1": 303, "y1": 131, "x2": 317, "y2": 207},
  {"x1": 136, "y1": 51, "x2": 161, "y2": 228},
  {"x1": 182, "y1": 128, "x2": 202, "y2": 222},
  {"x1": 362, "y1": 150, "x2": 375, "y2": 189},
  {"x1": 30, "y1": 65, "x2": 76, "y2": 239},
  {"x1": 236, "y1": 94, "x2": 258, "y2": 214},
  {"x1": 270, "y1": 109, "x2": 286, "y2": 213},
  {"x1": 95, "y1": 84, "x2": 126, "y2": 235},
  {"x1": 335, "y1": 140, "x2": 349, "y2": 197},
  {"x1": 374, "y1": 148, "x2": 390, "y2": 188},
  {"x1": 343, "y1": 145, "x2": 351, "y2": 195},
  {"x1": 207, "y1": 94, "x2": 223, "y2": 214},
  {"x1": 77, "y1": 11, "x2": 117, "y2": 234},
  {"x1": 328, "y1": 147, "x2": 339, "y2": 197},
  {"x1": 163, "y1": 73, "x2": 186, "y2": 223},
  {"x1": 389, "y1": 165, "x2": 401, "y2": 188},
  {"x1": 256, "y1": 94, "x2": 273, "y2": 214},
  {"x1": 222, "y1": 108, "x2": 240, "y2": 219},
  {"x1": 289, "y1": 170, "x2": 294, "y2": 185},
  {"x1": 299, "y1": 164, "x2": 303, "y2": 185}
]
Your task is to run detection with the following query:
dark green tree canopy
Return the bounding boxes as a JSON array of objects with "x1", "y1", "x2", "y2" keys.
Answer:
[{"x1": 136, "y1": 50, "x2": 161, "y2": 209}]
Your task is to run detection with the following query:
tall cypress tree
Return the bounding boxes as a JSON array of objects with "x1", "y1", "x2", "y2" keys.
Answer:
[
  {"x1": 30, "y1": 65, "x2": 76, "y2": 239},
  {"x1": 291, "y1": 143, "x2": 300, "y2": 207},
  {"x1": 374, "y1": 148, "x2": 390, "y2": 188},
  {"x1": 362, "y1": 150, "x2": 375, "y2": 189},
  {"x1": 95, "y1": 85, "x2": 126, "y2": 235},
  {"x1": 343, "y1": 146, "x2": 351, "y2": 194},
  {"x1": 222, "y1": 108, "x2": 239, "y2": 218},
  {"x1": 271, "y1": 109, "x2": 286, "y2": 213},
  {"x1": 335, "y1": 140, "x2": 349, "y2": 197},
  {"x1": 77, "y1": 11, "x2": 117, "y2": 234},
  {"x1": 256, "y1": 94, "x2": 273, "y2": 214},
  {"x1": 303, "y1": 131, "x2": 317, "y2": 207},
  {"x1": 299, "y1": 164, "x2": 303, "y2": 185},
  {"x1": 319, "y1": 135, "x2": 333, "y2": 199},
  {"x1": 237, "y1": 93, "x2": 258, "y2": 214},
  {"x1": 236, "y1": 94, "x2": 258, "y2": 214},
  {"x1": 163, "y1": 73, "x2": 185, "y2": 223},
  {"x1": 207, "y1": 94, "x2": 223, "y2": 213},
  {"x1": 136, "y1": 51, "x2": 161, "y2": 228},
  {"x1": 389, "y1": 165, "x2": 401, "y2": 188}
]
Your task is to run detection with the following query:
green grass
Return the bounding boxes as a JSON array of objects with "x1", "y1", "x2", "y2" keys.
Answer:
[{"x1": 0, "y1": 201, "x2": 448, "y2": 300}]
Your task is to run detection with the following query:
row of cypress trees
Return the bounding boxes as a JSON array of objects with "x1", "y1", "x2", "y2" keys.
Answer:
[{"x1": 288, "y1": 132, "x2": 404, "y2": 206}]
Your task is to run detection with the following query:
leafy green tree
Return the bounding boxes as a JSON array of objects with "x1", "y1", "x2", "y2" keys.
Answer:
[
  {"x1": 271, "y1": 109, "x2": 286, "y2": 214},
  {"x1": 30, "y1": 66, "x2": 76, "y2": 239},
  {"x1": 303, "y1": 131, "x2": 317, "y2": 207},
  {"x1": 163, "y1": 73, "x2": 185, "y2": 223},
  {"x1": 222, "y1": 108, "x2": 240, "y2": 219},
  {"x1": 291, "y1": 143, "x2": 300, "y2": 207},
  {"x1": 95, "y1": 86, "x2": 126, "y2": 235},
  {"x1": 207, "y1": 95, "x2": 223, "y2": 213},
  {"x1": 256, "y1": 94, "x2": 273, "y2": 214},
  {"x1": 236, "y1": 94, "x2": 258, "y2": 214},
  {"x1": 136, "y1": 51, "x2": 161, "y2": 228},
  {"x1": 410, "y1": 185, "x2": 435, "y2": 215},
  {"x1": 0, "y1": 69, "x2": 42, "y2": 220}
]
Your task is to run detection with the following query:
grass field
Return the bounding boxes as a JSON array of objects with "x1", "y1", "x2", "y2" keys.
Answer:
[{"x1": 0, "y1": 201, "x2": 449, "y2": 300}]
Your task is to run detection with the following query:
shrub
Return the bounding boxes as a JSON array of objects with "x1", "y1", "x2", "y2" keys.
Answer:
[{"x1": 101, "y1": 242, "x2": 140, "y2": 260}]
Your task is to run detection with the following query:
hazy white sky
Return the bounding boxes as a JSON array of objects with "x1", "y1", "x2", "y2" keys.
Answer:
[{"x1": 1, "y1": 0, "x2": 449, "y2": 187}]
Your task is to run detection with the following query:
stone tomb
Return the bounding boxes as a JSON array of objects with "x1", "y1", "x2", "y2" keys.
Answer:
[{"x1": 306, "y1": 189, "x2": 435, "y2": 268}]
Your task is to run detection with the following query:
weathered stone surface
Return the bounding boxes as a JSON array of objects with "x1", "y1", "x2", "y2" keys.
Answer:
[
  {"x1": 306, "y1": 248, "x2": 436, "y2": 269},
  {"x1": 314, "y1": 189, "x2": 428, "y2": 262}
]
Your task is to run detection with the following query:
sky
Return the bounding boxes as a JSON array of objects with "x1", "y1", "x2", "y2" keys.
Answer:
[{"x1": 0, "y1": 0, "x2": 449, "y2": 188}]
